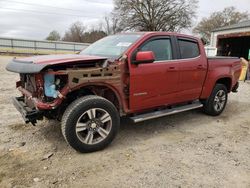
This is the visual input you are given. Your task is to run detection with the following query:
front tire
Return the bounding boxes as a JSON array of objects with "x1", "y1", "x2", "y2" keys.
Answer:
[
  {"x1": 61, "y1": 95, "x2": 120, "y2": 153},
  {"x1": 203, "y1": 84, "x2": 228, "y2": 116}
]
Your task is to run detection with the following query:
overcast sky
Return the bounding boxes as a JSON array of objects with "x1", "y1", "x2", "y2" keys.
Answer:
[{"x1": 0, "y1": 0, "x2": 249, "y2": 40}]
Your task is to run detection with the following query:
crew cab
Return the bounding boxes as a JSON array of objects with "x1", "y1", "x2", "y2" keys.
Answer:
[{"x1": 6, "y1": 32, "x2": 241, "y2": 153}]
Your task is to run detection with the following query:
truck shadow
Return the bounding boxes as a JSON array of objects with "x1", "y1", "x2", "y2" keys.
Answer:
[
  {"x1": 39, "y1": 109, "x2": 209, "y2": 151},
  {"x1": 38, "y1": 100, "x2": 244, "y2": 152}
]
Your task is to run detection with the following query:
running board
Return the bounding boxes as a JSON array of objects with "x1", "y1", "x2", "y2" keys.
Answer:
[{"x1": 130, "y1": 102, "x2": 203, "y2": 123}]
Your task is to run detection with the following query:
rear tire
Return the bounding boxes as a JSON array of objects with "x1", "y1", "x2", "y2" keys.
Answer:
[
  {"x1": 203, "y1": 84, "x2": 228, "y2": 116},
  {"x1": 61, "y1": 95, "x2": 120, "y2": 153}
]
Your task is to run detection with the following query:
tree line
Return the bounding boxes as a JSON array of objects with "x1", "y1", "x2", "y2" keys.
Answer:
[{"x1": 46, "y1": 0, "x2": 249, "y2": 44}]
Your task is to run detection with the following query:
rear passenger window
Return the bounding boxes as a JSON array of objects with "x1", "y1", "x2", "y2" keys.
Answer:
[
  {"x1": 140, "y1": 39, "x2": 172, "y2": 61},
  {"x1": 178, "y1": 39, "x2": 200, "y2": 59}
]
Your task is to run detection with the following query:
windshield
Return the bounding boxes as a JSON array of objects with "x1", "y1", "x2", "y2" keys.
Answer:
[{"x1": 80, "y1": 34, "x2": 142, "y2": 58}]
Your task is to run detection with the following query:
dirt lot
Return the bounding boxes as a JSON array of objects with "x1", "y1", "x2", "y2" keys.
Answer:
[{"x1": 0, "y1": 55, "x2": 250, "y2": 188}]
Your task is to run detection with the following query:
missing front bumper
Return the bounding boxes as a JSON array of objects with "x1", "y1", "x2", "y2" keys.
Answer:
[{"x1": 12, "y1": 97, "x2": 43, "y2": 125}]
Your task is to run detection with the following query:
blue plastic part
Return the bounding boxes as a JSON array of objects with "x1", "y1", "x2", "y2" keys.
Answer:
[{"x1": 44, "y1": 73, "x2": 58, "y2": 98}]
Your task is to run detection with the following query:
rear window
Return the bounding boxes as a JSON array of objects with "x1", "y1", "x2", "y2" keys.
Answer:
[{"x1": 178, "y1": 39, "x2": 200, "y2": 59}]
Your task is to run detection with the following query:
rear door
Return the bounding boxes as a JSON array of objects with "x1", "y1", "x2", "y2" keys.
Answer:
[
  {"x1": 176, "y1": 37, "x2": 207, "y2": 101},
  {"x1": 129, "y1": 36, "x2": 180, "y2": 111}
]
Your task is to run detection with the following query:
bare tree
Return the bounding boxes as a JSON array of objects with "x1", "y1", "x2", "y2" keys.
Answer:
[
  {"x1": 62, "y1": 21, "x2": 86, "y2": 42},
  {"x1": 103, "y1": 14, "x2": 120, "y2": 35},
  {"x1": 112, "y1": 0, "x2": 198, "y2": 32},
  {"x1": 62, "y1": 21, "x2": 107, "y2": 43},
  {"x1": 83, "y1": 30, "x2": 107, "y2": 43},
  {"x1": 46, "y1": 30, "x2": 61, "y2": 41},
  {"x1": 193, "y1": 7, "x2": 249, "y2": 42}
]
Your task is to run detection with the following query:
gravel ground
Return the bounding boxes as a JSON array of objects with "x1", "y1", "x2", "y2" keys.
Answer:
[{"x1": 0, "y1": 56, "x2": 250, "y2": 188}]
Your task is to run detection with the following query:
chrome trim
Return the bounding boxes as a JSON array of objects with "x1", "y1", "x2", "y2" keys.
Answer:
[
  {"x1": 153, "y1": 55, "x2": 202, "y2": 63},
  {"x1": 133, "y1": 92, "x2": 148, "y2": 96},
  {"x1": 76, "y1": 108, "x2": 112, "y2": 145},
  {"x1": 130, "y1": 102, "x2": 203, "y2": 123}
]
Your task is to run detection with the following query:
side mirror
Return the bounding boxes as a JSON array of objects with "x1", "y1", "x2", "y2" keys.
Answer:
[{"x1": 133, "y1": 51, "x2": 155, "y2": 65}]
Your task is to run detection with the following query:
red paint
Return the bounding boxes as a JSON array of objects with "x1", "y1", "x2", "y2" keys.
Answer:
[
  {"x1": 199, "y1": 58, "x2": 242, "y2": 99},
  {"x1": 177, "y1": 39, "x2": 208, "y2": 102},
  {"x1": 124, "y1": 32, "x2": 241, "y2": 113},
  {"x1": 13, "y1": 32, "x2": 242, "y2": 115},
  {"x1": 135, "y1": 51, "x2": 155, "y2": 62},
  {"x1": 18, "y1": 84, "x2": 71, "y2": 110}
]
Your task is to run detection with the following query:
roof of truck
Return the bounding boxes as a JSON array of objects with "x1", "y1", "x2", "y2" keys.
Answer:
[{"x1": 119, "y1": 31, "x2": 199, "y2": 41}]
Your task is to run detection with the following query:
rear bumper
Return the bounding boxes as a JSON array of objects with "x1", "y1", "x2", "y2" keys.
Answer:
[{"x1": 12, "y1": 97, "x2": 43, "y2": 124}]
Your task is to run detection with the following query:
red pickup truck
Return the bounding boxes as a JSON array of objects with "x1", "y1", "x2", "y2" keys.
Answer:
[{"x1": 6, "y1": 32, "x2": 241, "y2": 153}]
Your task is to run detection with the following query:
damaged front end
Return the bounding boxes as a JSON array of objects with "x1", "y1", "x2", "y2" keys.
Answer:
[
  {"x1": 7, "y1": 55, "x2": 126, "y2": 125},
  {"x1": 12, "y1": 72, "x2": 70, "y2": 125}
]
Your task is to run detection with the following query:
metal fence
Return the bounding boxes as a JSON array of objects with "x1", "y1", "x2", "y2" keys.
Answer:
[{"x1": 0, "y1": 37, "x2": 90, "y2": 55}]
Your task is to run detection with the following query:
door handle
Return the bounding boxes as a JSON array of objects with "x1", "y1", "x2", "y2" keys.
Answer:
[
  {"x1": 167, "y1": 66, "x2": 177, "y2": 71},
  {"x1": 197, "y1": 65, "x2": 204, "y2": 70}
]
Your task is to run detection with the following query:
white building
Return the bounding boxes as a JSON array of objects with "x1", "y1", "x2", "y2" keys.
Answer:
[{"x1": 210, "y1": 20, "x2": 250, "y2": 60}]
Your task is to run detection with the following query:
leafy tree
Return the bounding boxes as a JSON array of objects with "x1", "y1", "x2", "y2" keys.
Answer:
[
  {"x1": 112, "y1": 0, "x2": 198, "y2": 32},
  {"x1": 193, "y1": 7, "x2": 249, "y2": 42},
  {"x1": 46, "y1": 30, "x2": 61, "y2": 41}
]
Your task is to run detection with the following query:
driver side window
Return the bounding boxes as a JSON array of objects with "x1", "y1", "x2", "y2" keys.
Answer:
[{"x1": 140, "y1": 38, "x2": 173, "y2": 61}]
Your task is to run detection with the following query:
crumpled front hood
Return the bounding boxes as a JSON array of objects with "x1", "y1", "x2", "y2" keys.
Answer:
[
  {"x1": 6, "y1": 54, "x2": 108, "y2": 73},
  {"x1": 16, "y1": 54, "x2": 107, "y2": 65}
]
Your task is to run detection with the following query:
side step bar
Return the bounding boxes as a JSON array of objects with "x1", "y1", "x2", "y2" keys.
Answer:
[{"x1": 130, "y1": 101, "x2": 203, "y2": 123}]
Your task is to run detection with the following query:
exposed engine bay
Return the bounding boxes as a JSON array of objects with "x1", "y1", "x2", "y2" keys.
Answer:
[{"x1": 13, "y1": 58, "x2": 127, "y2": 124}]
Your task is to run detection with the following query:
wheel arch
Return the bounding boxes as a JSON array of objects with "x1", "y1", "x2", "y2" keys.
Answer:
[
  {"x1": 200, "y1": 75, "x2": 232, "y2": 99},
  {"x1": 66, "y1": 83, "x2": 124, "y2": 115},
  {"x1": 215, "y1": 77, "x2": 232, "y2": 92},
  {"x1": 61, "y1": 95, "x2": 120, "y2": 153}
]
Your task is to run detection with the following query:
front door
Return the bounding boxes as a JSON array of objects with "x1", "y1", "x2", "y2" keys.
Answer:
[{"x1": 129, "y1": 37, "x2": 180, "y2": 112}]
